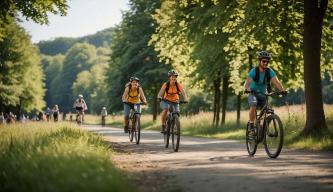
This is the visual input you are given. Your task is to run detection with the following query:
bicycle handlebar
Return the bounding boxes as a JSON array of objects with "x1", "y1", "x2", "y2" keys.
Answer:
[
  {"x1": 244, "y1": 90, "x2": 287, "y2": 96},
  {"x1": 123, "y1": 102, "x2": 147, "y2": 105},
  {"x1": 157, "y1": 98, "x2": 188, "y2": 104}
]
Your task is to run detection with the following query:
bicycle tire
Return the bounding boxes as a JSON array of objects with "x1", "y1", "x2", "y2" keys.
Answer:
[
  {"x1": 129, "y1": 118, "x2": 134, "y2": 142},
  {"x1": 172, "y1": 114, "x2": 180, "y2": 152},
  {"x1": 164, "y1": 117, "x2": 171, "y2": 148},
  {"x1": 264, "y1": 114, "x2": 284, "y2": 158},
  {"x1": 134, "y1": 114, "x2": 141, "y2": 144},
  {"x1": 246, "y1": 122, "x2": 257, "y2": 156}
]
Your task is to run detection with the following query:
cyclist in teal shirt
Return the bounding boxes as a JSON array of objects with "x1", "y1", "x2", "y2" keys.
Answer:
[{"x1": 244, "y1": 51, "x2": 286, "y2": 130}]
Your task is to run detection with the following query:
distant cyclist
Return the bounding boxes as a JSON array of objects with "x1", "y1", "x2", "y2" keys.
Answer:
[
  {"x1": 101, "y1": 106, "x2": 107, "y2": 126},
  {"x1": 157, "y1": 70, "x2": 188, "y2": 133},
  {"x1": 244, "y1": 51, "x2": 286, "y2": 132},
  {"x1": 73, "y1": 94, "x2": 88, "y2": 122},
  {"x1": 122, "y1": 77, "x2": 147, "y2": 133}
]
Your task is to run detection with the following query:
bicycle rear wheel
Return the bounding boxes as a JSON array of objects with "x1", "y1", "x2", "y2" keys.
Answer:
[
  {"x1": 171, "y1": 114, "x2": 180, "y2": 152},
  {"x1": 246, "y1": 122, "x2": 257, "y2": 156},
  {"x1": 264, "y1": 114, "x2": 284, "y2": 158},
  {"x1": 134, "y1": 114, "x2": 141, "y2": 144},
  {"x1": 129, "y1": 120, "x2": 134, "y2": 142},
  {"x1": 164, "y1": 118, "x2": 170, "y2": 148}
]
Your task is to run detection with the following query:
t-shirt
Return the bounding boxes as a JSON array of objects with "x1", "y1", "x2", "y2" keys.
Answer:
[
  {"x1": 248, "y1": 67, "x2": 276, "y2": 94},
  {"x1": 162, "y1": 82, "x2": 183, "y2": 102}
]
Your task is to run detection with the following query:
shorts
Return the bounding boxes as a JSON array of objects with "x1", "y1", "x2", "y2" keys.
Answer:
[
  {"x1": 160, "y1": 100, "x2": 179, "y2": 112},
  {"x1": 75, "y1": 106, "x2": 83, "y2": 111},
  {"x1": 124, "y1": 103, "x2": 141, "y2": 117},
  {"x1": 248, "y1": 93, "x2": 267, "y2": 108}
]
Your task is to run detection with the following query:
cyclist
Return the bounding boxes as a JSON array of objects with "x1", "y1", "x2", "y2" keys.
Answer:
[
  {"x1": 122, "y1": 76, "x2": 147, "y2": 133},
  {"x1": 244, "y1": 51, "x2": 286, "y2": 132},
  {"x1": 157, "y1": 70, "x2": 188, "y2": 133},
  {"x1": 73, "y1": 94, "x2": 88, "y2": 122},
  {"x1": 101, "y1": 106, "x2": 107, "y2": 125}
]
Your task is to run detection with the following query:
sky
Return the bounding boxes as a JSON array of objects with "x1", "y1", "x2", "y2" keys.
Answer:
[{"x1": 20, "y1": 0, "x2": 130, "y2": 43}]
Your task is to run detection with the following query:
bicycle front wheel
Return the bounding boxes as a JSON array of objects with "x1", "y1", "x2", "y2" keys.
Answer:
[
  {"x1": 246, "y1": 122, "x2": 257, "y2": 156},
  {"x1": 172, "y1": 114, "x2": 180, "y2": 152},
  {"x1": 129, "y1": 121, "x2": 134, "y2": 142},
  {"x1": 134, "y1": 114, "x2": 141, "y2": 144},
  {"x1": 264, "y1": 114, "x2": 284, "y2": 158},
  {"x1": 164, "y1": 118, "x2": 170, "y2": 148}
]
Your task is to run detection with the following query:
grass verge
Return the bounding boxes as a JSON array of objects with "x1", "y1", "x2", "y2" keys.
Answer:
[{"x1": 0, "y1": 122, "x2": 134, "y2": 192}]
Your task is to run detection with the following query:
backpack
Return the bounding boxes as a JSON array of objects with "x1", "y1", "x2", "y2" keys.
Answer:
[
  {"x1": 126, "y1": 82, "x2": 140, "y2": 98},
  {"x1": 253, "y1": 67, "x2": 272, "y2": 93},
  {"x1": 165, "y1": 81, "x2": 180, "y2": 95}
]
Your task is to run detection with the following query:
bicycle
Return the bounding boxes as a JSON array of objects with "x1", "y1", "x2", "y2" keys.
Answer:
[
  {"x1": 124, "y1": 102, "x2": 145, "y2": 144},
  {"x1": 76, "y1": 110, "x2": 84, "y2": 125},
  {"x1": 101, "y1": 115, "x2": 106, "y2": 127},
  {"x1": 245, "y1": 91, "x2": 287, "y2": 158},
  {"x1": 161, "y1": 99, "x2": 188, "y2": 152}
]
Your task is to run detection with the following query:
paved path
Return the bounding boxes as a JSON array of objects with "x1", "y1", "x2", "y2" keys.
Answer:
[{"x1": 83, "y1": 125, "x2": 333, "y2": 192}]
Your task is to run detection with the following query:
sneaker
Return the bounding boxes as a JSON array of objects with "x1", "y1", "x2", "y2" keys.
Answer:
[
  {"x1": 248, "y1": 123, "x2": 255, "y2": 137},
  {"x1": 124, "y1": 125, "x2": 129, "y2": 133},
  {"x1": 160, "y1": 124, "x2": 166, "y2": 133}
]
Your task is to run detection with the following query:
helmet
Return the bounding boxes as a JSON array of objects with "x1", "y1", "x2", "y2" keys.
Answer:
[
  {"x1": 130, "y1": 76, "x2": 140, "y2": 82},
  {"x1": 102, "y1": 107, "x2": 106, "y2": 109},
  {"x1": 258, "y1": 51, "x2": 271, "y2": 60},
  {"x1": 168, "y1": 70, "x2": 178, "y2": 77},
  {"x1": 78, "y1": 94, "x2": 83, "y2": 98}
]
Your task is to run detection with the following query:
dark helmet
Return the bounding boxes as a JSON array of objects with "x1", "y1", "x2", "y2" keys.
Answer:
[
  {"x1": 168, "y1": 70, "x2": 178, "y2": 77},
  {"x1": 258, "y1": 51, "x2": 271, "y2": 60},
  {"x1": 130, "y1": 76, "x2": 140, "y2": 82}
]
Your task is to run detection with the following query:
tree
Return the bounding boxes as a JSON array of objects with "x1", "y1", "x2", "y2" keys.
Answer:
[
  {"x1": 303, "y1": 0, "x2": 328, "y2": 134},
  {"x1": 106, "y1": 0, "x2": 169, "y2": 120},
  {"x1": 0, "y1": 18, "x2": 45, "y2": 113}
]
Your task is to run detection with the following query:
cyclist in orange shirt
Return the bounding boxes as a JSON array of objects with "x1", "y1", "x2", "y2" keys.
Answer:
[{"x1": 157, "y1": 70, "x2": 188, "y2": 133}]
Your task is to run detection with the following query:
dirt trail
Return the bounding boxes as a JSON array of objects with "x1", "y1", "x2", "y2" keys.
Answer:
[{"x1": 84, "y1": 125, "x2": 333, "y2": 192}]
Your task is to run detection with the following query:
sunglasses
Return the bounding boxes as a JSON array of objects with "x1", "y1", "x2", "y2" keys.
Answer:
[{"x1": 261, "y1": 60, "x2": 270, "y2": 64}]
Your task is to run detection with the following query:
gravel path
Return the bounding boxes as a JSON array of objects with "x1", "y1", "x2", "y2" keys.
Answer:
[{"x1": 83, "y1": 125, "x2": 333, "y2": 192}]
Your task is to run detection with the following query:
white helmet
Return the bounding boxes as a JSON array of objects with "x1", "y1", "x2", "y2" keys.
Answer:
[{"x1": 78, "y1": 94, "x2": 83, "y2": 98}]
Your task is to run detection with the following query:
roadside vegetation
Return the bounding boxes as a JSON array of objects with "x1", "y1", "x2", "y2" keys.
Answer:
[{"x1": 0, "y1": 122, "x2": 134, "y2": 192}]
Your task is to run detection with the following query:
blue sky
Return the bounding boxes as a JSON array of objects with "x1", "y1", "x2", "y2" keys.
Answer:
[{"x1": 20, "y1": 0, "x2": 129, "y2": 43}]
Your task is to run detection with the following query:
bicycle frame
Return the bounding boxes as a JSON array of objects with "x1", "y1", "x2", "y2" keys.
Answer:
[{"x1": 253, "y1": 92, "x2": 281, "y2": 143}]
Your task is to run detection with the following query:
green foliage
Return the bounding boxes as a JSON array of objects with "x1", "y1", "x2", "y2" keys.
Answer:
[
  {"x1": 106, "y1": 0, "x2": 170, "y2": 112},
  {"x1": 0, "y1": 0, "x2": 68, "y2": 25},
  {"x1": 0, "y1": 18, "x2": 45, "y2": 112},
  {"x1": 38, "y1": 27, "x2": 115, "y2": 55},
  {"x1": 0, "y1": 123, "x2": 134, "y2": 192}
]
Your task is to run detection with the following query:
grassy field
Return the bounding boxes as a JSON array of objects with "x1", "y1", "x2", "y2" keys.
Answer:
[
  {"x1": 0, "y1": 122, "x2": 134, "y2": 192},
  {"x1": 90, "y1": 104, "x2": 333, "y2": 151}
]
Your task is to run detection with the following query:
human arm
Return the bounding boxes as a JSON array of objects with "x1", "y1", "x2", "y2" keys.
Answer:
[
  {"x1": 139, "y1": 87, "x2": 147, "y2": 104},
  {"x1": 179, "y1": 84, "x2": 188, "y2": 102},
  {"x1": 122, "y1": 87, "x2": 129, "y2": 102},
  {"x1": 157, "y1": 83, "x2": 166, "y2": 100},
  {"x1": 271, "y1": 76, "x2": 285, "y2": 92},
  {"x1": 244, "y1": 77, "x2": 253, "y2": 92}
]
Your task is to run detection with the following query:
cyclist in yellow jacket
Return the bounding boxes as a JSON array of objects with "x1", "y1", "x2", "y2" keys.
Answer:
[{"x1": 122, "y1": 76, "x2": 147, "y2": 133}]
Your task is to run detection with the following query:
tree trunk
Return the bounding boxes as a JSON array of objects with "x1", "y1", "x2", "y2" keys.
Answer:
[
  {"x1": 236, "y1": 93, "x2": 241, "y2": 126},
  {"x1": 221, "y1": 76, "x2": 229, "y2": 125},
  {"x1": 248, "y1": 48, "x2": 253, "y2": 70},
  {"x1": 213, "y1": 77, "x2": 221, "y2": 127},
  {"x1": 303, "y1": 0, "x2": 328, "y2": 135},
  {"x1": 216, "y1": 77, "x2": 221, "y2": 127}
]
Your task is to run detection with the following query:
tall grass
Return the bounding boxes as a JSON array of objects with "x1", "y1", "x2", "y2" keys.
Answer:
[{"x1": 0, "y1": 122, "x2": 134, "y2": 192}]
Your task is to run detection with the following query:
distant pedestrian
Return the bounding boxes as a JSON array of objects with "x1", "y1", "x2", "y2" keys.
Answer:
[
  {"x1": 52, "y1": 105, "x2": 60, "y2": 122},
  {"x1": 0, "y1": 112, "x2": 5, "y2": 124}
]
